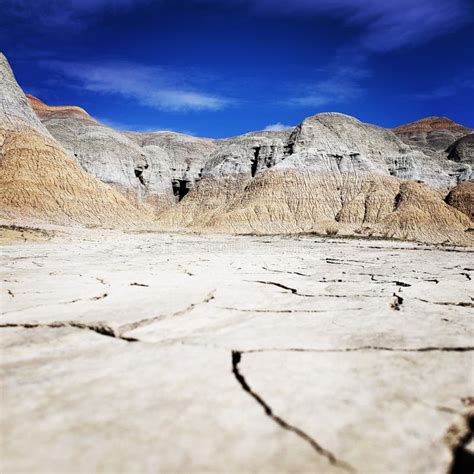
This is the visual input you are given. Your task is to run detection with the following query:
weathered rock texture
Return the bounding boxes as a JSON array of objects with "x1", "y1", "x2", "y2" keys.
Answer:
[
  {"x1": 202, "y1": 113, "x2": 471, "y2": 189},
  {"x1": 1, "y1": 53, "x2": 473, "y2": 243},
  {"x1": 447, "y1": 134, "x2": 474, "y2": 164},
  {"x1": 158, "y1": 170, "x2": 473, "y2": 245},
  {"x1": 27, "y1": 95, "x2": 174, "y2": 210},
  {"x1": 0, "y1": 53, "x2": 154, "y2": 227},
  {"x1": 393, "y1": 116, "x2": 472, "y2": 152},
  {"x1": 446, "y1": 181, "x2": 474, "y2": 220},
  {"x1": 124, "y1": 131, "x2": 217, "y2": 201}
]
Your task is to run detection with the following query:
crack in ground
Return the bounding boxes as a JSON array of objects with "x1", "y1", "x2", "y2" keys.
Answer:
[
  {"x1": 0, "y1": 292, "x2": 216, "y2": 341},
  {"x1": 0, "y1": 321, "x2": 138, "y2": 342},
  {"x1": 231, "y1": 351, "x2": 355, "y2": 472},
  {"x1": 117, "y1": 291, "x2": 216, "y2": 336},
  {"x1": 415, "y1": 298, "x2": 474, "y2": 308},
  {"x1": 261, "y1": 266, "x2": 310, "y2": 277},
  {"x1": 249, "y1": 280, "x2": 315, "y2": 297},
  {"x1": 325, "y1": 258, "x2": 365, "y2": 268},
  {"x1": 217, "y1": 306, "x2": 364, "y2": 313},
  {"x1": 1, "y1": 292, "x2": 109, "y2": 315},
  {"x1": 372, "y1": 278, "x2": 412, "y2": 287},
  {"x1": 241, "y1": 346, "x2": 474, "y2": 354}
]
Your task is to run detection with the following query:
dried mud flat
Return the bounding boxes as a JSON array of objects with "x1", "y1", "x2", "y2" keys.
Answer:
[{"x1": 1, "y1": 230, "x2": 473, "y2": 474}]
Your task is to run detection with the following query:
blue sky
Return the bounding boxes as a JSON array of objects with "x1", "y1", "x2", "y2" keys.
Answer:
[{"x1": 2, "y1": 0, "x2": 473, "y2": 137}]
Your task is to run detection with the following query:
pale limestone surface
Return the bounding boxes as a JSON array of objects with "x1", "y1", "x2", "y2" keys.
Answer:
[{"x1": 1, "y1": 230, "x2": 473, "y2": 474}]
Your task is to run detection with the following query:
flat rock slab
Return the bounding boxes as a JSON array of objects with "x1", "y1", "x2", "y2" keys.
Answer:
[{"x1": 1, "y1": 231, "x2": 473, "y2": 473}]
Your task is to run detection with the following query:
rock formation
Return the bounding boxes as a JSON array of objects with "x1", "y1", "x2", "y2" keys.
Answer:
[
  {"x1": 26, "y1": 95, "x2": 174, "y2": 210},
  {"x1": 124, "y1": 131, "x2": 217, "y2": 201},
  {"x1": 203, "y1": 113, "x2": 469, "y2": 190},
  {"x1": 1, "y1": 53, "x2": 473, "y2": 244},
  {"x1": 158, "y1": 170, "x2": 472, "y2": 244},
  {"x1": 447, "y1": 134, "x2": 474, "y2": 164},
  {"x1": 393, "y1": 116, "x2": 472, "y2": 152},
  {"x1": 0, "y1": 53, "x2": 154, "y2": 227},
  {"x1": 445, "y1": 181, "x2": 474, "y2": 220}
]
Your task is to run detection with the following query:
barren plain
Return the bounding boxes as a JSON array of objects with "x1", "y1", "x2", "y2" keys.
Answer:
[{"x1": 1, "y1": 228, "x2": 473, "y2": 473}]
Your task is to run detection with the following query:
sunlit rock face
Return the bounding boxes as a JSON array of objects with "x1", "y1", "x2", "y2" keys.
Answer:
[
  {"x1": 27, "y1": 95, "x2": 174, "y2": 210},
  {"x1": 1, "y1": 52, "x2": 472, "y2": 243},
  {"x1": 0, "y1": 54, "x2": 157, "y2": 227},
  {"x1": 203, "y1": 113, "x2": 471, "y2": 190}
]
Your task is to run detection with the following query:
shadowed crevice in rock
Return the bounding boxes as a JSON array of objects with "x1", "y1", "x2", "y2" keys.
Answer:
[
  {"x1": 134, "y1": 166, "x2": 147, "y2": 186},
  {"x1": 231, "y1": 351, "x2": 355, "y2": 472},
  {"x1": 251, "y1": 147, "x2": 260, "y2": 177},
  {"x1": 172, "y1": 179, "x2": 191, "y2": 201}
]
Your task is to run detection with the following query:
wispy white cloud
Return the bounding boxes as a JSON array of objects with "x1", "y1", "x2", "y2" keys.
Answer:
[
  {"x1": 252, "y1": 0, "x2": 471, "y2": 52},
  {"x1": 263, "y1": 122, "x2": 292, "y2": 131},
  {"x1": 97, "y1": 116, "x2": 195, "y2": 134},
  {"x1": 40, "y1": 60, "x2": 233, "y2": 112}
]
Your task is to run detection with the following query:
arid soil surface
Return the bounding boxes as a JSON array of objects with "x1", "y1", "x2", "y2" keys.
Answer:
[{"x1": 1, "y1": 230, "x2": 473, "y2": 473}]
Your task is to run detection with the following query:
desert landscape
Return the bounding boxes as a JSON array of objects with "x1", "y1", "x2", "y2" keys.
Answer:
[
  {"x1": 2, "y1": 227, "x2": 473, "y2": 473},
  {"x1": 1, "y1": 1, "x2": 473, "y2": 469}
]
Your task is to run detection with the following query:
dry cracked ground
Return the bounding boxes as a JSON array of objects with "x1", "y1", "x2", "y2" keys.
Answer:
[{"x1": 1, "y1": 229, "x2": 473, "y2": 473}]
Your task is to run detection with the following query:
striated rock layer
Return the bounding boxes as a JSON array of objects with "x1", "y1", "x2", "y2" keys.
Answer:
[
  {"x1": 26, "y1": 95, "x2": 174, "y2": 210},
  {"x1": 158, "y1": 170, "x2": 472, "y2": 245},
  {"x1": 203, "y1": 113, "x2": 471, "y2": 189},
  {"x1": 1, "y1": 53, "x2": 473, "y2": 244},
  {"x1": 393, "y1": 116, "x2": 472, "y2": 152},
  {"x1": 445, "y1": 181, "x2": 474, "y2": 220},
  {"x1": 0, "y1": 53, "x2": 155, "y2": 227}
]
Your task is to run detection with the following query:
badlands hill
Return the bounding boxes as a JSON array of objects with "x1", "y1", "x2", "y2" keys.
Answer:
[
  {"x1": 0, "y1": 53, "x2": 473, "y2": 244},
  {"x1": 393, "y1": 116, "x2": 472, "y2": 152},
  {"x1": 0, "y1": 54, "x2": 157, "y2": 227}
]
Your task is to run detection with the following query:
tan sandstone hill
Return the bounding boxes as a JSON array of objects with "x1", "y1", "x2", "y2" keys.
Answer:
[
  {"x1": 0, "y1": 53, "x2": 155, "y2": 227},
  {"x1": 157, "y1": 170, "x2": 473, "y2": 245}
]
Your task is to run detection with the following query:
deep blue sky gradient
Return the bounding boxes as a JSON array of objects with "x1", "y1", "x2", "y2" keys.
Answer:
[{"x1": 2, "y1": 0, "x2": 473, "y2": 137}]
